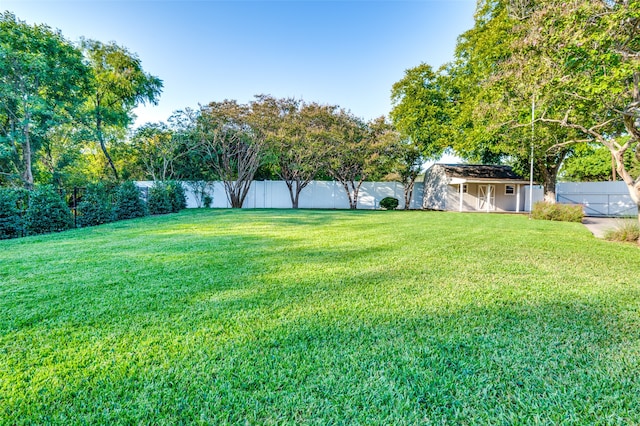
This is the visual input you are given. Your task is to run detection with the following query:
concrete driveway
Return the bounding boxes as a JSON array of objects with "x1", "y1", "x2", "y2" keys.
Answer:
[{"x1": 582, "y1": 217, "x2": 630, "y2": 238}]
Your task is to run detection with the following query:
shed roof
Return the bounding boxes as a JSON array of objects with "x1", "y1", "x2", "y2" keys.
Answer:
[{"x1": 438, "y1": 164, "x2": 524, "y2": 180}]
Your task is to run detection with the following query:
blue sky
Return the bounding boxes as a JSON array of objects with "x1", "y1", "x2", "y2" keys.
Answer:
[{"x1": 3, "y1": 0, "x2": 477, "y2": 127}]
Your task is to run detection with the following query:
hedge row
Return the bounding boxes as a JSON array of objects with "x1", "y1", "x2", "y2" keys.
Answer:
[
  {"x1": 0, "y1": 181, "x2": 187, "y2": 240},
  {"x1": 531, "y1": 201, "x2": 584, "y2": 223}
]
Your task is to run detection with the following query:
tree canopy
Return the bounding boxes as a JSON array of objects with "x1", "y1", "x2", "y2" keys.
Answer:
[
  {"x1": 79, "y1": 39, "x2": 163, "y2": 181},
  {"x1": 0, "y1": 12, "x2": 90, "y2": 189}
]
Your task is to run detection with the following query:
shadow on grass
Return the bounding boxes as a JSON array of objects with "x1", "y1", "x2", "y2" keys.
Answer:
[
  {"x1": 2, "y1": 293, "x2": 639, "y2": 424},
  {"x1": 2, "y1": 210, "x2": 639, "y2": 423}
]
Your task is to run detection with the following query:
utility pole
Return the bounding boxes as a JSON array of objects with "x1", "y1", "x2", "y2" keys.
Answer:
[{"x1": 529, "y1": 94, "x2": 535, "y2": 216}]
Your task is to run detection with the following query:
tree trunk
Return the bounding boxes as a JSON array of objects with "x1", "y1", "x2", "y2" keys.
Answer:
[
  {"x1": 349, "y1": 184, "x2": 357, "y2": 209},
  {"x1": 623, "y1": 180, "x2": 640, "y2": 245},
  {"x1": 20, "y1": 110, "x2": 34, "y2": 190},
  {"x1": 538, "y1": 159, "x2": 560, "y2": 203},
  {"x1": 611, "y1": 144, "x2": 640, "y2": 244},
  {"x1": 224, "y1": 179, "x2": 253, "y2": 208},
  {"x1": 403, "y1": 179, "x2": 415, "y2": 210},
  {"x1": 542, "y1": 179, "x2": 556, "y2": 203},
  {"x1": 347, "y1": 181, "x2": 363, "y2": 210},
  {"x1": 229, "y1": 185, "x2": 243, "y2": 208},
  {"x1": 21, "y1": 127, "x2": 34, "y2": 190},
  {"x1": 238, "y1": 181, "x2": 252, "y2": 208},
  {"x1": 96, "y1": 115, "x2": 119, "y2": 181},
  {"x1": 285, "y1": 180, "x2": 300, "y2": 209},
  {"x1": 637, "y1": 208, "x2": 640, "y2": 246}
]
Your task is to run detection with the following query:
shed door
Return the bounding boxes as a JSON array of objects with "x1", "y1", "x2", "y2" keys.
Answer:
[{"x1": 478, "y1": 185, "x2": 495, "y2": 211}]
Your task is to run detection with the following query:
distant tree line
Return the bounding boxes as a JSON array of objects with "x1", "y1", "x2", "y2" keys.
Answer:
[
  {"x1": 1, "y1": 12, "x2": 428, "y2": 211},
  {"x1": 0, "y1": 12, "x2": 162, "y2": 190},
  {"x1": 132, "y1": 96, "x2": 425, "y2": 209}
]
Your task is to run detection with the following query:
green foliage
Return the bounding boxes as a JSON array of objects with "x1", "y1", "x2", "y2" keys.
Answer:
[
  {"x1": 254, "y1": 96, "x2": 336, "y2": 208},
  {"x1": 198, "y1": 100, "x2": 264, "y2": 208},
  {"x1": 379, "y1": 196, "x2": 399, "y2": 210},
  {"x1": 324, "y1": 113, "x2": 397, "y2": 209},
  {"x1": 532, "y1": 201, "x2": 584, "y2": 223},
  {"x1": 76, "y1": 183, "x2": 115, "y2": 227},
  {"x1": 604, "y1": 220, "x2": 640, "y2": 243},
  {"x1": 114, "y1": 181, "x2": 148, "y2": 220},
  {"x1": 1, "y1": 210, "x2": 639, "y2": 423},
  {"x1": 166, "y1": 181, "x2": 187, "y2": 212},
  {"x1": 203, "y1": 193, "x2": 213, "y2": 208},
  {"x1": 390, "y1": 63, "x2": 449, "y2": 159},
  {"x1": 560, "y1": 145, "x2": 615, "y2": 182},
  {"x1": 79, "y1": 39, "x2": 163, "y2": 181},
  {"x1": 0, "y1": 12, "x2": 90, "y2": 188},
  {"x1": 0, "y1": 187, "x2": 27, "y2": 239},
  {"x1": 147, "y1": 181, "x2": 186, "y2": 215},
  {"x1": 24, "y1": 185, "x2": 74, "y2": 235},
  {"x1": 147, "y1": 182, "x2": 173, "y2": 215},
  {"x1": 561, "y1": 143, "x2": 640, "y2": 182}
]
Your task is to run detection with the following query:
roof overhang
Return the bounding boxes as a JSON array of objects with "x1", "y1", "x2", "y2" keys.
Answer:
[{"x1": 449, "y1": 177, "x2": 534, "y2": 185}]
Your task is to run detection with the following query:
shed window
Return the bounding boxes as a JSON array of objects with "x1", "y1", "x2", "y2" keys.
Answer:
[
  {"x1": 462, "y1": 184, "x2": 468, "y2": 193},
  {"x1": 505, "y1": 185, "x2": 515, "y2": 195}
]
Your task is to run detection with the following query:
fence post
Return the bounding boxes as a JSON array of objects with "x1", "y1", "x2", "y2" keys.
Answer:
[{"x1": 73, "y1": 187, "x2": 78, "y2": 227}]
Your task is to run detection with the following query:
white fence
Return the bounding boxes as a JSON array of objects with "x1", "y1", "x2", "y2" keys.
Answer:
[
  {"x1": 557, "y1": 182, "x2": 637, "y2": 217},
  {"x1": 523, "y1": 185, "x2": 545, "y2": 212},
  {"x1": 136, "y1": 180, "x2": 637, "y2": 216},
  {"x1": 136, "y1": 180, "x2": 424, "y2": 210}
]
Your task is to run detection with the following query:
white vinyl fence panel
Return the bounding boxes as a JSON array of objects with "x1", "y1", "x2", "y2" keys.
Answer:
[
  {"x1": 137, "y1": 180, "x2": 424, "y2": 210},
  {"x1": 137, "y1": 180, "x2": 636, "y2": 216},
  {"x1": 557, "y1": 182, "x2": 637, "y2": 217},
  {"x1": 523, "y1": 185, "x2": 544, "y2": 212}
]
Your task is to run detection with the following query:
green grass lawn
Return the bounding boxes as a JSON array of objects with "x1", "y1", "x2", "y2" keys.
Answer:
[{"x1": 1, "y1": 209, "x2": 639, "y2": 424}]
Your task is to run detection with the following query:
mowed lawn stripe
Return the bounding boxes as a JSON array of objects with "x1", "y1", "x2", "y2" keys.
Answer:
[{"x1": 1, "y1": 209, "x2": 639, "y2": 424}]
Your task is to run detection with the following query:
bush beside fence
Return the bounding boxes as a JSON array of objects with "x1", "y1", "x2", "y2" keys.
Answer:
[
  {"x1": 532, "y1": 201, "x2": 584, "y2": 223},
  {"x1": 0, "y1": 181, "x2": 186, "y2": 240}
]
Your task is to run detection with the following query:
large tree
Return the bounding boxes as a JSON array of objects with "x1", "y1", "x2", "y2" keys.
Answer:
[
  {"x1": 390, "y1": 63, "x2": 453, "y2": 209},
  {"x1": 131, "y1": 116, "x2": 203, "y2": 182},
  {"x1": 390, "y1": 63, "x2": 450, "y2": 160},
  {"x1": 325, "y1": 112, "x2": 396, "y2": 209},
  {"x1": 197, "y1": 100, "x2": 266, "y2": 208},
  {"x1": 429, "y1": 0, "x2": 581, "y2": 202},
  {"x1": 484, "y1": 0, "x2": 640, "y2": 232},
  {"x1": 253, "y1": 95, "x2": 336, "y2": 208},
  {"x1": 79, "y1": 39, "x2": 163, "y2": 181},
  {"x1": 0, "y1": 12, "x2": 89, "y2": 189},
  {"x1": 386, "y1": 137, "x2": 423, "y2": 210},
  {"x1": 535, "y1": 0, "x2": 639, "y2": 228}
]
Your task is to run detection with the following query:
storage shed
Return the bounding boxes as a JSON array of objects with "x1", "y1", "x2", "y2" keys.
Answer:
[{"x1": 423, "y1": 164, "x2": 531, "y2": 212}]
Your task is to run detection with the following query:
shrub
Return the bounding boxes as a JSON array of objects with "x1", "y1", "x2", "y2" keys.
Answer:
[
  {"x1": 203, "y1": 193, "x2": 213, "y2": 208},
  {"x1": 186, "y1": 181, "x2": 213, "y2": 208},
  {"x1": 380, "y1": 197, "x2": 399, "y2": 210},
  {"x1": 148, "y1": 182, "x2": 173, "y2": 215},
  {"x1": 531, "y1": 201, "x2": 584, "y2": 223},
  {"x1": 77, "y1": 183, "x2": 115, "y2": 227},
  {"x1": 166, "y1": 181, "x2": 187, "y2": 212},
  {"x1": 604, "y1": 220, "x2": 640, "y2": 243},
  {"x1": 115, "y1": 181, "x2": 148, "y2": 220},
  {"x1": 0, "y1": 188, "x2": 27, "y2": 239},
  {"x1": 25, "y1": 185, "x2": 74, "y2": 235}
]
